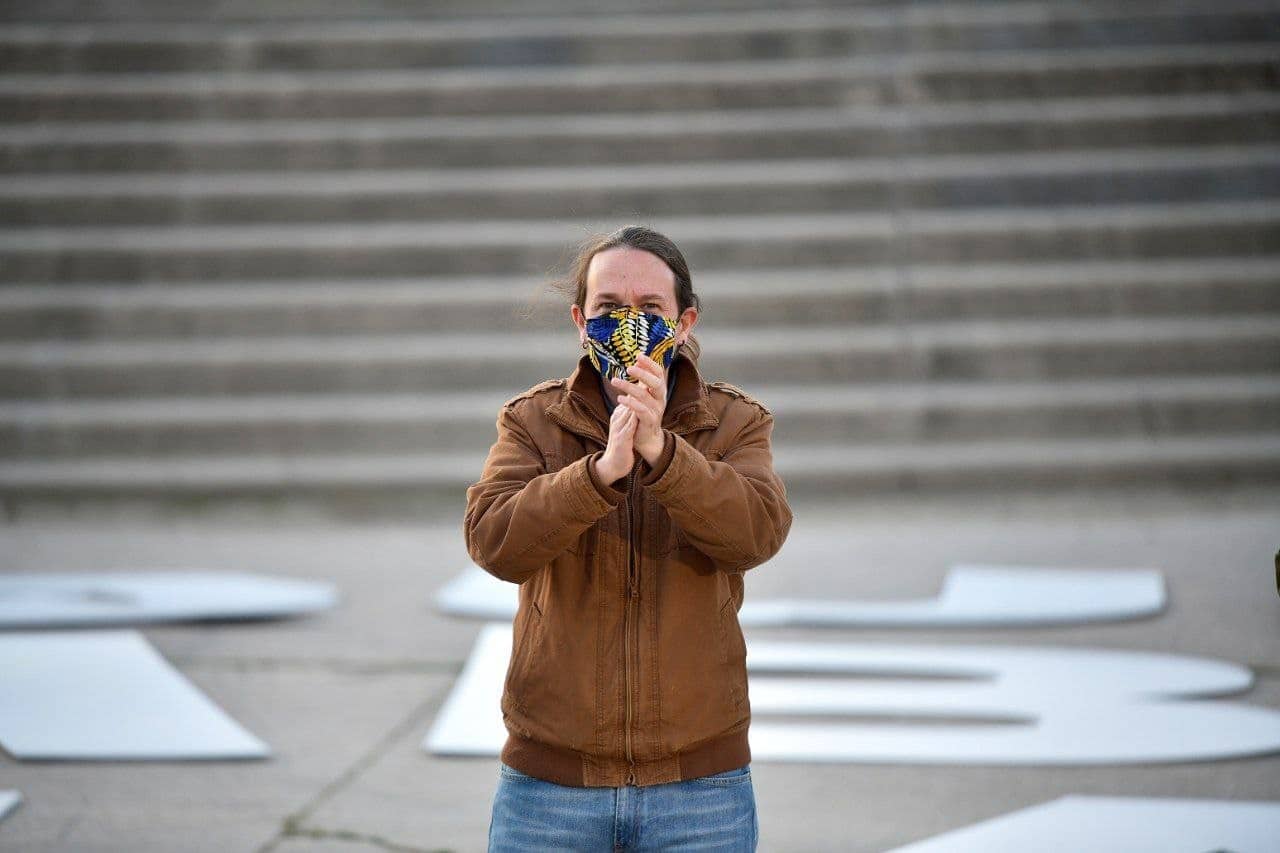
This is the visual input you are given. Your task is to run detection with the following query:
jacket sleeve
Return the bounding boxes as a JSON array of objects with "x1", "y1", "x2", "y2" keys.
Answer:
[
  {"x1": 638, "y1": 406, "x2": 792, "y2": 574},
  {"x1": 464, "y1": 402, "x2": 627, "y2": 584}
]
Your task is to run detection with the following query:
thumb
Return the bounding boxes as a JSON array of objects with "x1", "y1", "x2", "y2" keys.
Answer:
[{"x1": 619, "y1": 407, "x2": 636, "y2": 442}]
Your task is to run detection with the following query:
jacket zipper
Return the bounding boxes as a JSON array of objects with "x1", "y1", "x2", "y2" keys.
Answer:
[{"x1": 623, "y1": 457, "x2": 640, "y2": 787}]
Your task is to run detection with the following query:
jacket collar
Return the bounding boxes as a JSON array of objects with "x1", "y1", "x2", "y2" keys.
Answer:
[{"x1": 544, "y1": 333, "x2": 719, "y2": 446}]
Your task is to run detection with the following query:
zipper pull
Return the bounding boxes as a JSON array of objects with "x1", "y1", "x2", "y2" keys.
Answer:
[{"x1": 627, "y1": 765, "x2": 637, "y2": 786}]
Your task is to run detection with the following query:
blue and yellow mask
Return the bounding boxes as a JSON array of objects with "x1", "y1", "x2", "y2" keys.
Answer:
[{"x1": 584, "y1": 306, "x2": 680, "y2": 383}]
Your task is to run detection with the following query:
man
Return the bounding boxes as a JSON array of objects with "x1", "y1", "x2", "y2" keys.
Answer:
[{"x1": 465, "y1": 226, "x2": 793, "y2": 851}]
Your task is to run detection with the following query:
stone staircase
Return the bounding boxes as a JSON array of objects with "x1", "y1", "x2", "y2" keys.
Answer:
[{"x1": 1, "y1": 0, "x2": 1278, "y2": 522}]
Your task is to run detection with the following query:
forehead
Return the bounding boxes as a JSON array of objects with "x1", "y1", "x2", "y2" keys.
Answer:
[{"x1": 585, "y1": 247, "x2": 677, "y2": 304}]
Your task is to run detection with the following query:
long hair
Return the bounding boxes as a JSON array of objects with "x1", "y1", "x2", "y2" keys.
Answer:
[{"x1": 544, "y1": 225, "x2": 703, "y2": 318}]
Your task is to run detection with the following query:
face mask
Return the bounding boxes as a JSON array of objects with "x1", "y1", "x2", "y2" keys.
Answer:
[{"x1": 584, "y1": 306, "x2": 680, "y2": 383}]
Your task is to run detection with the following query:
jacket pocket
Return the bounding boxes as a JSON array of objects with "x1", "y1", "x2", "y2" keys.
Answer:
[
  {"x1": 504, "y1": 598, "x2": 545, "y2": 704},
  {"x1": 716, "y1": 596, "x2": 743, "y2": 665},
  {"x1": 656, "y1": 577, "x2": 744, "y2": 753},
  {"x1": 716, "y1": 595, "x2": 748, "y2": 709}
]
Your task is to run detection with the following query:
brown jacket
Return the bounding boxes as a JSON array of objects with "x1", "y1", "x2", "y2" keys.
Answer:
[{"x1": 463, "y1": 334, "x2": 793, "y2": 787}]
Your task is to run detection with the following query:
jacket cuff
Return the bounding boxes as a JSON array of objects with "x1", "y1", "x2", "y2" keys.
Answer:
[
  {"x1": 641, "y1": 429, "x2": 695, "y2": 496},
  {"x1": 577, "y1": 451, "x2": 628, "y2": 513},
  {"x1": 638, "y1": 430, "x2": 676, "y2": 487}
]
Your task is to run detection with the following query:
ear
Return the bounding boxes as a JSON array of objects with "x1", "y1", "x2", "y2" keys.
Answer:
[{"x1": 676, "y1": 307, "x2": 698, "y2": 343}]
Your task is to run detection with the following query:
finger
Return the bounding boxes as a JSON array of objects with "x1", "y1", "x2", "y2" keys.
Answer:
[
  {"x1": 619, "y1": 356, "x2": 649, "y2": 380},
  {"x1": 619, "y1": 392, "x2": 660, "y2": 424},
  {"x1": 628, "y1": 356, "x2": 662, "y2": 389},
  {"x1": 638, "y1": 352, "x2": 668, "y2": 376},
  {"x1": 633, "y1": 385, "x2": 661, "y2": 410},
  {"x1": 636, "y1": 358, "x2": 668, "y2": 401},
  {"x1": 619, "y1": 410, "x2": 636, "y2": 437},
  {"x1": 613, "y1": 372, "x2": 658, "y2": 401}
]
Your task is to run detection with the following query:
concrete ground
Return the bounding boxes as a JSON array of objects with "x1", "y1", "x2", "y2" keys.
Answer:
[{"x1": 1, "y1": 484, "x2": 1277, "y2": 852}]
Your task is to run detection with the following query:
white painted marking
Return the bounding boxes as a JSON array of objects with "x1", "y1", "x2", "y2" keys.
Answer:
[
  {"x1": 437, "y1": 563, "x2": 1165, "y2": 626},
  {"x1": 0, "y1": 630, "x2": 270, "y2": 760},
  {"x1": 0, "y1": 571, "x2": 337, "y2": 628},
  {"x1": 885, "y1": 795, "x2": 1280, "y2": 852},
  {"x1": 0, "y1": 789, "x2": 21, "y2": 824},
  {"x1": 424, "y1": 623, "x2": 1280, "y2": 765}
]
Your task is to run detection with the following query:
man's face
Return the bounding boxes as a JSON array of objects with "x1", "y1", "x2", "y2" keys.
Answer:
[{"x1": 572, "y1": 247, "x2": 696, "y2": 354}]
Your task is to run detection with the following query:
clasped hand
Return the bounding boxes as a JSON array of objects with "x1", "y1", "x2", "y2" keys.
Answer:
[{"x1": 593, "y1": 353, "x2": 668, "y2": 485}]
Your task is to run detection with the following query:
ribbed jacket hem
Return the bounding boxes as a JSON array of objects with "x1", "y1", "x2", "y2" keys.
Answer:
[{"x1": 500, "y1": 722, "x2": 751, "y2": 788}]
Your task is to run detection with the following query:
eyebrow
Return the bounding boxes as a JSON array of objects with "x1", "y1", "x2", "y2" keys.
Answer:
[{"x1": 593, "y1": 292, "x2": 668, "y2": 303}]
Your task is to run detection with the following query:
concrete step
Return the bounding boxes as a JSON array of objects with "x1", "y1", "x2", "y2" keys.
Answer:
[
  {"x1": 2, "y1": 200, "x2": 1277, "y2": 283},
  {"x1": 0, "y1": 0, "x2": 1013, "y2": 24},
  {"x1": 777, "y1": 433, "x2": 1280, "y2": 493},
  {"x1": 3, "y1": 2, "x2": 1277, "y2": 72},
  {"x1": 1, "y1": 0, "x2": 1276, "y2": 523},
  {"x1": 4, "y1": 94, "x2": 1274, "y2": 173},
  {"x1": 1, "y1": 315, "x2": 1276, "y2": 398},
  {"x1": 1, "y1": 432, "x2": 1277, "y2": 522},
  {"x1": 3, "y1": 44, "x2": 1277, "y2": 122},
  {"x1": 2, "y1": 375, "x2": 1276, "y2": 458},
  {"x1": 2, "y1": 258, "x2": 1278, "y2": 340},
  {"x1": 4, "y1": 145, "x2": 1277, "y2": 227}
]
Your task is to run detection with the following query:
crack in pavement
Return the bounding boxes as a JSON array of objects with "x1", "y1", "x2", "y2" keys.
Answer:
[
  {"x1": 274, "y1": 823, "x2": 454, "y2": 853},
  {"x1": 253, "y1": 680, "x2": 454, "y2": 853}
]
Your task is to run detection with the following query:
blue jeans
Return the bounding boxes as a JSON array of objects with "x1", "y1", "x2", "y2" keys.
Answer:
[{"x1": 488, "y1": 761, "x2": 759, "y2": 852}]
